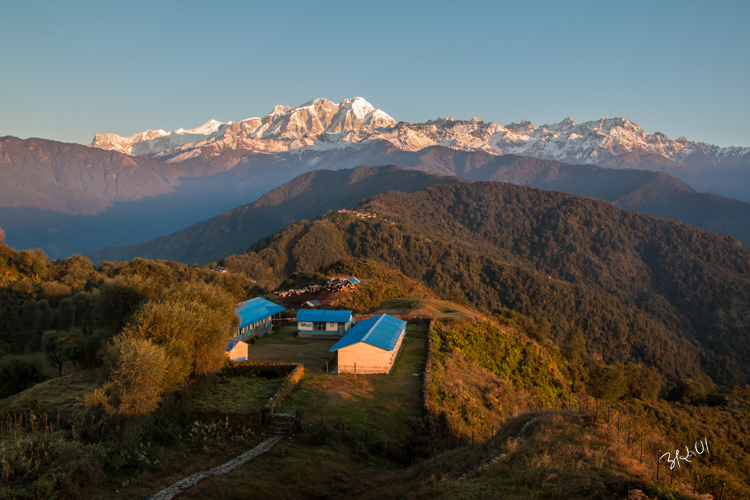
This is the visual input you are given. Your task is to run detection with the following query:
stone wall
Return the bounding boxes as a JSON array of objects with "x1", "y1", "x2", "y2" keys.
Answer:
[{"x1": 262, "y1": 364, "x2": 305, "y2": 412}]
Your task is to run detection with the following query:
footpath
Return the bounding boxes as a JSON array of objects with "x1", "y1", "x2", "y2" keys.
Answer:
[{"x1": 145, "y1": 436, "x2": 282, "y2": 500}]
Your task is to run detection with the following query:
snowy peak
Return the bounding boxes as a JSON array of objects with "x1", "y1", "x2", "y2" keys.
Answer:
[
  {"x1": 88, "y1": 97, "x2": 395, "y2": 155},
  {"x1": 87, "y1": 98, "x2": 749, "y2": 171}
]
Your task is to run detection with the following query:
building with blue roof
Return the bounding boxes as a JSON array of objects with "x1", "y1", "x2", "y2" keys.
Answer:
[
  {"x1": 329, "y1": 314, "x2": 406, "y2": 374},
  {"x1": 235, "y1": 297, "x2": 286, "y2": 341},
  {"x1": 225, "y1": 338, "x2": 248, "y2": 362},
  {"x1": 296, "y1": 309, "x2": 353, "y2": 338}
]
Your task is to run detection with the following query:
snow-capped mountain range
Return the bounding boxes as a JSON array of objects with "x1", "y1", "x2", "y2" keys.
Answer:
[{"x1": 89, "y1": 97, "x2": 749, "y2": 171}]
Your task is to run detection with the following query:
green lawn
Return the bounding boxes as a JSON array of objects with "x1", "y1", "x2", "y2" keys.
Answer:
[
  {"x1": 0, "y1": 369, "x2": 99, "y2": 416},
  {"x1": 192, "y1": 376, "x2": 282, "y2": 412},
  {"x1": 177, "y1": 324, "x2": 431, "y2": 499},
  {"x1": 276, "y1": 323, "x2": 429, "y2": 443},
  {"x1": 247, "y1": 325, "x2": 338, "y2": 373}
]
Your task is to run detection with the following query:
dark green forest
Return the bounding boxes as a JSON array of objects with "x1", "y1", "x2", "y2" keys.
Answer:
[{"x1": 223, "y1": 182, "x2": 750, "y2": 386}]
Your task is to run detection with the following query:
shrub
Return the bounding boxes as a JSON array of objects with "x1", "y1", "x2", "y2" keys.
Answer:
[
  {"x1": 85, "y1": 336, "x2": 171, "y2": 417},
  {"x1": 0, "y1": 355, "x2": 45, "y2": 396}
]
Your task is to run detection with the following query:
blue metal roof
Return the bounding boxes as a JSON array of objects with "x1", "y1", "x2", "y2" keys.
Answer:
[
  {"x1": 236, "y1": 297, "x2": 285, "y2": 330},
  {"x1": 296, "y1": 310, "x2": 352, "y2": 323},
  {"x1": 348, "y1": 278, "x2": 360, "y2": 284},
  {"x1": 226, "y1": 338, "x2": 243, "y2": 351},
  {"x1": 329, "y1": 314, "x2": 406, "y2": 352}
]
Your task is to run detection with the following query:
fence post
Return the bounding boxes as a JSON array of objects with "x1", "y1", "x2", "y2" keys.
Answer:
[
  {"x1": 656, "y1": 449, "x2": 661, "y2": 482},
  {"x1": 627, "y1": 421, "x2": 631, "y2": 448},
  {"x1": 640, "y1": 430, "x2": 643, "y2": 461},
  {"x1": 720, "y1": 482, "x2": 726, "y2": 500}
]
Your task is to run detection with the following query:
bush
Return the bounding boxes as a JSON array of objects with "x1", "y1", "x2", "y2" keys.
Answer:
[
  {"x1": 85, "y1": 336, "x2": 171, "y2": 417},
  {"x1": 0, "y1": 355, "x2": 45, "y2": 396}
]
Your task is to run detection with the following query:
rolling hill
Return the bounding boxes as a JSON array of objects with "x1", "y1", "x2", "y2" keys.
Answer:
[
  {"x1": 86, "y1": 166, "x2": 469, "y2": 264},
  {"x1": 87, "y1": 155, "x2": 750, "y2": 265}
]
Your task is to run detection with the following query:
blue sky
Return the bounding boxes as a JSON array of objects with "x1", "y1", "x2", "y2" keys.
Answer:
[{"x1": 1, "y1": 0, "x2": 748, "y2": 147}]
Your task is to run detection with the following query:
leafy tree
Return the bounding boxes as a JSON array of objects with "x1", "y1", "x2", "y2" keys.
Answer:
[
  {"x1": 42, "y1": 330, "x2": 68, "y2": 376},
  {"x1": 58, "y1": 255, "x2": 95, "y2": 291},
  {"x1": 563, "y1": 329, "x2": 588, "y2": 364},
  {"x1": 61, "y1": 328, "x2": 102, "y2": 370},
  {"x1": 623, "y1": 364, "x2": 662, "y2": 401},
  {"x1": 19, "y1": 299, "x2": 54, "y2": 351},
  {"x1": 586, "y1": 364, "x2": 627, "y2": 401},
  {"x1": 40, "y1": 281, "x2": 72, "y2": 304},
  {"x1": 15, "y1": 249, "x2": 48, "y2": 280},
  {"x1": 85, "y1": 336, "x2": 171, "y2": 417},
  {"x1": 95, "y1": 275, "x2": 162, "y2": 334},
  {"x1": 11, "y1": 279, "x2": 32, "y2": 295},
  {"x1": 121, "y1": 281, "x2": 238, "y2": 378}
]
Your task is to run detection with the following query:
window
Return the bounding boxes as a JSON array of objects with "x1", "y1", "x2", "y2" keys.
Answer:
[{"x1": 313, "y1": 322, "x2": 326, "y2": 331}]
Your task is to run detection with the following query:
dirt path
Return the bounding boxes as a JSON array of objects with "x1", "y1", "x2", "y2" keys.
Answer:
[{"x1": 145, "y1": 436, "x2": 282, "y2": 500}]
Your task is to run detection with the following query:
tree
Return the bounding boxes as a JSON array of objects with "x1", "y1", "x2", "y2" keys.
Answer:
[
  {"x1": 85, "y1": 336, "x2": 170, "y2": 417},
  {"x1": 61, "y1": 328, "x2": 102, "y2": 370},
  {"x1": 624, "y1": 364, "x2": 662, "y2": 401},
  {"x1": 59, "y1": 255, "x2": 95, "y2": 291},
  {"x1": 15, "y1": 249, "x2": 48, "y2": 280},
  {"x1": 586, "y1": 364, "x2": 627, "y2": 401},
  {"x1": 121, "y1": 281, "x2": 239, "y2": 378},
  {"x1": 89, "y1": 281, "x2": 239, "y2": 418},
  {"x1": 95, "y1": 275, "x2": 162, "y2": 334},
  {"x1": 40, "y1": 281, "x2": 72, "y2": 304},
  {"x1": 563, "y1": 328, "x2": 588, "y2": 364},
  {"x1": 42, "y1": 330, "x2": 67, "y2": 376},
  {"x1": 20, "y1": 299, "x2": 54, "y2": 351}
]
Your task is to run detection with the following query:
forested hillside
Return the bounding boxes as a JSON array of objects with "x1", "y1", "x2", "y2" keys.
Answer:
[
  {"x1": 86, "y1": 166, "x2": 469, "y2": 264},
  {"x1": 87, "y1": 159, "x2": 750, "y2": 266},
  {"x1": 222, "y1": 182, "x2": 750, "y2": 386}
]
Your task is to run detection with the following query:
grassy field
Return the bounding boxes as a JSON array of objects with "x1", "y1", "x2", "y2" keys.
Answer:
[
  {"x1": 192, "y1": 376, "x2": 282, "y2": 412},
  {"x1": 177, "y1": 323, "x2": 431, "y2": 498},
  {"x1": 0, "y1": 368, "x2": 99, "y2": 416},
  {"x1": 372, "y1": 298, "x2": 480, "y2": 320},
  {"x1": 275, "y1": 323, "x2": 429, "y2": 440},
  {"x1": 247, "y1": 325, "x2": 338, "y2": 372}
]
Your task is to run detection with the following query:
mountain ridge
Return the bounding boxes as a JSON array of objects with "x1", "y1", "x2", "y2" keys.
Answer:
[
  {"x1": 87, "y1": 97, "x2": 750, "y2": 176},
  {"x1": 86, "y1": 159, "x2": 750, "y2": 266}
]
